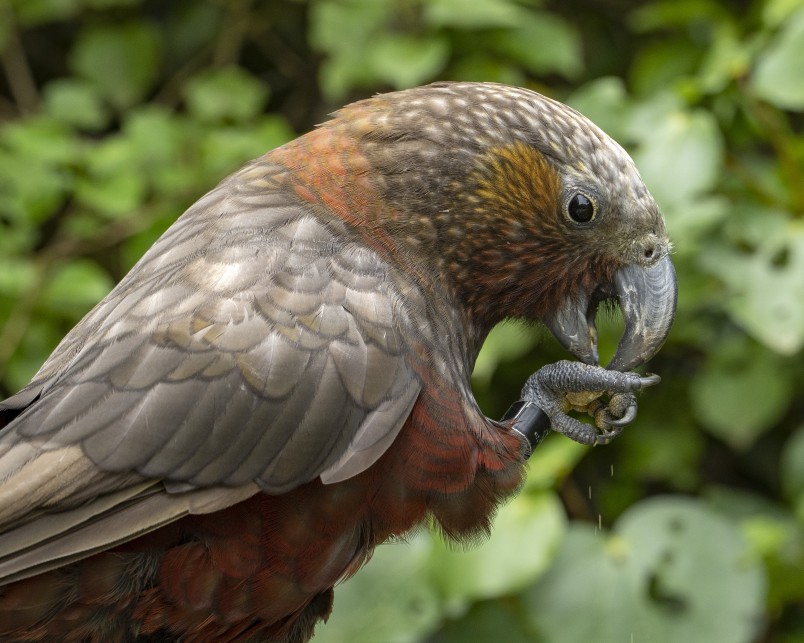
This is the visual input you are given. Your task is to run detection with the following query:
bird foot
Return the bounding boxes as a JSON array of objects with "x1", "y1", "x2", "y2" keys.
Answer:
[{"x1": 504, "y1": 360, "x2": 659, "y2": 450}]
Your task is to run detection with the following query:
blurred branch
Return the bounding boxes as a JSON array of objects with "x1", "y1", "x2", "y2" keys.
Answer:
[
  {"x1": 153, "y1": 47, "x2": 213, "y2": 107},
  {"x1": 0, "y1": 94, "x2": 17, "y2": 121},
  {"x1": 739, "y1": 82, "x2": 804, "y2": 216},
  {"x1": 724, "y1": 153, "x2": 788, "y2": 210},
  {"x1": 0, "y1": 3, "x2": 39, "y2": 115},
  {"x1": 212, "y1": 0, "x2": 255, "y2": 67},
  {"x1": 253, "y1": 27, "x2": 307, "y2": 80},
  {"x1": 0, "y1": 205, "x2": 163, "y2": 381},
  {"x1": 42, "y1": 209, "x2": 159, "y2": 266},
  {"x1": 558, "y1": 475, "x2": 596, "y2": 522},
  {"x1": 155, "y1": 0, "x2": 256, "y2": 106}
]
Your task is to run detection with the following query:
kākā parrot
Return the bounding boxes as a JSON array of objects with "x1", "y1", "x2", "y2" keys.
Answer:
[{"x1": 0, "y1": 82, "x2": 676, "y2": 641}]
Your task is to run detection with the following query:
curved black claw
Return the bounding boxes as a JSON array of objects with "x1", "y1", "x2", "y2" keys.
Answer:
[
  {"x1": 637, "y1": 373, "x2": 661, "y2": 388},
  {"x1": 514, "y1": 361, "x2": 658, "y2": 447},
  {"x1": 604, "y1": 403, "x2": 637, "y2": 427}
]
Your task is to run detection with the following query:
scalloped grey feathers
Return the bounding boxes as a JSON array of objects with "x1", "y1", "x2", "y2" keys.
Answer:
[{"x1": 0, "y1": 159, "x2": 424, "y2": 582}]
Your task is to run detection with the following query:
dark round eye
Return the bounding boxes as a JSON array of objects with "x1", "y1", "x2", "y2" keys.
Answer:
[{"x1": 567, "y1": 193, "x2": 595, "y2": 223}]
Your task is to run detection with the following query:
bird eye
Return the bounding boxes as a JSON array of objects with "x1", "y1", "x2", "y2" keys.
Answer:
[{"x1": 567, "y1": 192, "x2": 595, "y2": 223}]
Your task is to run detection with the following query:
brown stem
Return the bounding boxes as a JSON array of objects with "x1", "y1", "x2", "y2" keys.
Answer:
[
  {"x1": 152, "y1": 47, "x2": 213, "y2": 107},
  {"x1": 558, "y1": 476, "x2": 596, "y2": 522},
  {"x1": 0, "y1": 3, "x2": 39, "y2": 115},
  {"x1": 212, "y1": 0, "x2": 255, "y2": 67}
]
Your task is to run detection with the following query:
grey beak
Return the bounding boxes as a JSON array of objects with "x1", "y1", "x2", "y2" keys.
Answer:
[
  {"x1": 542, "y1": 288, "x2": 600, "y2": 367},
  {"x1": 545, "y1": 254, "x2": 677, "y2": 372}
]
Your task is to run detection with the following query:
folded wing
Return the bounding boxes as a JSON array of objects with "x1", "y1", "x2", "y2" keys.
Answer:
[{"x1": 0, "y1": 160, "x2": 421, "y2": 583}]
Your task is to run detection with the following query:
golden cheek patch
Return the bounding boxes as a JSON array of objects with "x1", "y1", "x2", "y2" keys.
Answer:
[{"x1": 470, "y1": 142, "x2": 562, "y2": 223}]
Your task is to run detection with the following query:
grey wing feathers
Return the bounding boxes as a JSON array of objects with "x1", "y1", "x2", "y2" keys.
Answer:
[
  {"x1": 0, "y1": 473, "x2": 259, "y2": 584},
  {"x1": 0, "y1": 159, "x2": 421, "y2": 559}
]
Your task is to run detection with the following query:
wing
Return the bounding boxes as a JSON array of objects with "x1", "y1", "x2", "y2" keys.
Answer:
[{"x1": 0, "y1": 159, "x2": 422, "y2": 581}]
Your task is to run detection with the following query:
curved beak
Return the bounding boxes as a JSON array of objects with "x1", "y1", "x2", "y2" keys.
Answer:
[{"x1": 545, "y1": 254, "x2": 677, "y2": 372}]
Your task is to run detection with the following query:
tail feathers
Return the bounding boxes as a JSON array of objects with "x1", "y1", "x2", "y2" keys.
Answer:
[
  {"x1": 0, "y1": 470, "x2": 259, "y2": 585},
  {"x1": 0, "y1": 444, "x2": 133, "y2": 527}
]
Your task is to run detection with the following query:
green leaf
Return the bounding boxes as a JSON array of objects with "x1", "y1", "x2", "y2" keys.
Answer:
[
  {"x1": 625, "y1": 90, "x2": 683, "y2": 138},
  {"x1": 40, "y1": 259, "x2": 113, "y2": 315},
  {"x1": 75, "y1": 131, "x2": 148, "y2": 217},
  {"x1": 0, "y1": 118, "x2": 76, "y2": 224},
  {"x1": 631, "y1": 106, "x2": 724, "y2": 208},
  {"x1": 705, "y1": 221, "x2": 804, "y2": 355},
  {"x1": 1, "y1": 116, "x2": 78, "y2": 164},
  {"x1": 183, "y1": 68, "x2": 269, "y2": 123},
  {"x1": 430, "y1": 600, "x2": 535, "y2": 643},
  {"x1": 75, "y1": 168, "x2": 147, "y2": 218},
  {"x1": 312, "y1": 489, "x2": 564, "y2": 643},
  {"x1": 490, "y1": 12, "x2": 582, "y2": 79},
  {"x1": 310, "y1": 0, "x2": 450, "y2": 99},
  {"x1": 424, "y1": 0, "x2": 528, "y2": 28},
  {"x1": 617, "y1": 498, "x2": 766, "y2": 642},
  {"x1": 752, "y1": 8, "x2": 804, "y2": 110},
  {"x1": 762, "y1": 0, "x2": 804, "y2": 28},
  {"x1": 0, "y1": 258, "x2": 37, "y2": 297},
  {"x1": 311, "y1": 532, "x2": 441, "y2": 643},
  {"x1": 43, "y1": 78, "x2": 109, "y2": 130},
  {"x1": 122, "y1": 106, "x2": 185, "y2": 171},
  {"x1": 4, "y1": 317, "x2": 65, "y2": 392},
  {"x1": 524, "y1": 497, "x2": 766, "y2": 643},
  {"x1": 197, "y1": 116, "x2": 295, "y2": 180},
  {"x1": 690, "y1": 337, "x2": 793, "y2": 448},
  {"x1": 449, "y1": 54, "x2": 525, "y2": 85},
  {"x1": 566, "y1": 78, "x2": 631, "y2": 142},
  {"x1": 524, "y1": 526, "x2": 643, "y2": 643},
  {"x1": 629, "y1": 40, "x2": 700, "y2": 96},
  {"x1": 696, "y1": 24, "x2": 751, "y2": 94},
  {"x1": 369, "y1": 35, "x2": 449, "y2": 89},
  {"x1": 69, "y1": 21, "x2": 161, "y2": 110},
  {"x1": 758, "y1": 521, "x2": 804, "y2": 608},
  {"x1": 628, "y1": 0, "x2": 727, "y2": 32},
  {"x1": 704, "y1": 486, "x2": 804, "y2": 611},
  {"x1": 617, "y1": 378, "x2": 704, "y2": 490},
  {"x1": 309, "y1": 0, "x2": 393, "y2": 99},
  {"x1": 473, "y1": 320, "x2": 538, "y2": 387},
  {"x1": 0, "y1": 155, "x2": 66, "y2": 226},
  {"x1": 309, "y1": 0, "x2": 391, "y2": 52},
  {"x1": 663, "y1": 196, "x2": 729, "y2": 261},
  {"x1": 429, "y1": 491, "x2": 565, "y2": 605},
  {"x1": 522, "y1": 436, "x2": 588, "y2": 491}
]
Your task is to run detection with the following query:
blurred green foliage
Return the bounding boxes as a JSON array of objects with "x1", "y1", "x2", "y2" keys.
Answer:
[{"x1": 0, "y1": 0, "x2": 802, "y2": 641}]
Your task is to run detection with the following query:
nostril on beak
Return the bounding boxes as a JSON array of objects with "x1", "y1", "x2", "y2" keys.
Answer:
[
  {"x1": 642, "y1": 239, "x2": 663, "y2": 263},
  {"x1": 629, "y1": 235, "x2": 665, "y2": 266}
]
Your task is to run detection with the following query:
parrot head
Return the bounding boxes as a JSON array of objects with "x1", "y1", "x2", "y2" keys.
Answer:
[{"x1": 327, "y1": 81, "x2": 677, "y2": 371}]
